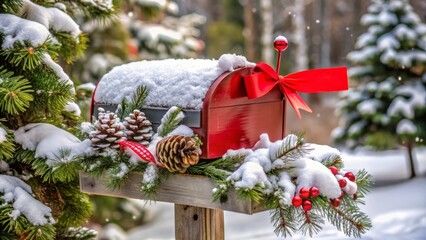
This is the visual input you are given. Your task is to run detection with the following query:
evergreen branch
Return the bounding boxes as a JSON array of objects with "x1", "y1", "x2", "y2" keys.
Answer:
[
  {"x1": 0, "y1": 123, "x2": 15, "y2": 160},
  {"x1": 0, "y1": 204, "x2": 56, "y2": 240},
  {"x1": 156, "y1": 106, "x2": 183, "y2": 137},
  {"x1": 116, "y1": 85, "x2": 148, "y2": 120},
  {"x1": 0, "y1": 68, "x2": 34, "y2": 115},
  {"x1": 320, "y1": 155, "x2": 344, "y2": 169},
  {"x1": 78, "y1": 154, "x2": 118, "y2": 177},
  {"x1": 236, "y1": 185, "x2": 264, "y2": 203},
  {"x1": 58, "y1": 227, "x2": 97, "y2": 240},
  {"x1": 140, "y1": 167, "x2": 169, "y2": 200},
  {"x1": 51, "y1": 32, "x2": 87, "y2": 64},
  {"x1": 355, "y1": 169, "x2": 373, "y2": 199},
  {"x1": 211, "y1": 180, "x2": 231, "y2": 203},
  {"x1": 23, "y1": 67, "x2": 73, "y2": 122},
  {"x1": 0, "y1": 0, "x2": 23, "y2": 14},
  {"x1": 275, "y1": 134, "x2": 306, "y2": 160},
  {"x1": 314, "y1": 196, "x2": 372, "y2": 238},
  {"x1": 55, "y1": 182, "x2": 93, "y2": 230},
  {"x1": 299, "y1": 209, "x2": 324, "y2": 237},
  {"x1": 269, "y1": 206, "x2": 298, "y2": 238},
  {"x1": 0, "y1": 39, "x2": 58, "y2": 71}
]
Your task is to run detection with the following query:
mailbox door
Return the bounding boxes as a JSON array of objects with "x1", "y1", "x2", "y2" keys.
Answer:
[{"x1": 200, "y1": 67, "x2": 286, "y2": 159}]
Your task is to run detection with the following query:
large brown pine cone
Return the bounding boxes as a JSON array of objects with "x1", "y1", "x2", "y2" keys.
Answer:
[{"x1": 156, "y1": 135, "x2": 200, "y2": 173}]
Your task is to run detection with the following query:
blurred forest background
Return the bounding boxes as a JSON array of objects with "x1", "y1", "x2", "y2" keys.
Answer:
[{"x1": 72, "y1": 0, "x2": 426, "y2": 146}]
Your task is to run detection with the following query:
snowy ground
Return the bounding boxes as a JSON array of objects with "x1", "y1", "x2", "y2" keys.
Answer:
[{"x1": 101, "y1": 148, "x2": 426, "y2": 240}]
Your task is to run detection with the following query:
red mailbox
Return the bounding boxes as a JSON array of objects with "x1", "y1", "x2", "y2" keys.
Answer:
[{"x1": 91, "y1": 55, "x2": 286, "y2": 159}]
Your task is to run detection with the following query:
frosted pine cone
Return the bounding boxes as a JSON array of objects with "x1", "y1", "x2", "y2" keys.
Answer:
[
  {"x1": 89, "y1": 108, "x2": 126, "y2": 152},
  {"x1": 123, "y1": 109, "x2": 154, "y2": 147},
  {"x1": 156, "y1": 135, "x2": 201, "y2": 173}
]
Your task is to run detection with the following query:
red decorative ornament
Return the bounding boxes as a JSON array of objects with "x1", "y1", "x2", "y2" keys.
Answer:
[
  {"x1": 118, "y1": 140, "x2": 160, "y2": 166},
  {"x1": 310, "y1": 187, "x2": 320, "y2": 197},
  {"x1": 299, "y1": 187, "x2": 310, "y2": 199},
  {"x1": 292, "y1": 195, "x2": 303, "y2": 207},
  {"x1": 329, "y1": 166, "x2": 339, "y2": 175},
  {"x1": 340, "y1": 190, "x2": 345, "y2": 198},
  {"x1": 273, "y1": 36, "x2": 289, "y2": 52},
  {"x1": 330, "y1": 198, "x2": 341, "y2": 208},
  {"x1": 302, "y1": 200, "x2": 312, "y2": 211},
  {"x1": 353, "y1": 193, "x2": 358, "y2": 200},
  {"x1": 344, "y1": 172, "x2": 356, "y2": 182},
  {"x1": 338, "y1": 179, "x2": 347, "y2": 188}
]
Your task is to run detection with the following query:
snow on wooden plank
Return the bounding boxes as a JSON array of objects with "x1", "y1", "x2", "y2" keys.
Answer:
[{"x1": 80, "y1": 172, "x2": 266, "y2": 214}]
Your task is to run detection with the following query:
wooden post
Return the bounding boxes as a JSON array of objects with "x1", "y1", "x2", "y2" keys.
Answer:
[{"x1": 175, "y1": 204, "x2": 224, "y2": 240}]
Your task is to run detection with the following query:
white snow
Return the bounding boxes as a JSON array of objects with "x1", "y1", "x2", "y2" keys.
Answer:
[
  {"x1": 64, "y1": 101, "x2": 81, "y2": 116},
  {"x1": 77, "y1": 82, "x2": 96, "y2": 92},
  {"x1": 135, "y1": 0, "x2": 167, "y2": 8},
  {"x1": 355, "y1": 33, "x2": 376, "y2": 49},
  {"x1": 142, "y1": 163, "x2": 158, "y2": 186},
  {"x1": 14, "y1": 123, "x2": 92, "y2": 168},
  {"x1": 357, "y1": 99, "x2": 381, "y2": 115},
  {"x1": 20, "y1": 0, "x2": 81, "y2": 38},
  {"x1": 123, "y1": 147, "x2": 426, "y2": 240},
  {"x1": 0, "y1": 14, "x2": 51, "y2": 49},
  {"x1": 81, "y1": 0, "x2": 113, "y2": 10},
  {"x1": 42, "y1": 54, "x2": 74, "y2": 92},
  {"x1": 347, "y1": 46, "x2": 378, "y2": 63},
  {"x1": 394, "y1": 24, "x2": 418, "y2": 41},
  {"x1": 396, "y1": 119, "x2": 417, "y2": 134},
  {"x1": 227, "y1": 134, "x2": 343, "y2": 199},
  {"x1": 94, "y1": 54, "x2": 255, "y2": 110},
  {"x1": 377, "y1": 34, "x2": 400, "y2": 51},
  {"x1": 377, "y1": 11, "x2": 398, "y2": 26},
  {"x1": 0, "y1": 127, "x2": 7, "y2": 143},
  {"x1": 387, "y1": 81, "x2": 426, "y2": 119},
  {"x1": 0, "y1": 174, "x2": 54, "y2": 225}
]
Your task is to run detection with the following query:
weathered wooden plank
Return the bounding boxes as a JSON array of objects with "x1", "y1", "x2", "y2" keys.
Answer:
[
  {"x1": 175, "y1": 204, "x2": 224, "y2": 240},
  {"x1": 79, "y1": 172, "x2": 266, "y2": 214}
]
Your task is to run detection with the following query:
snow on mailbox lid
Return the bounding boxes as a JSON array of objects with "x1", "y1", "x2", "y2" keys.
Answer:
[{"x1": 92, "y1": 54, "x2": 287, "y2": 159}]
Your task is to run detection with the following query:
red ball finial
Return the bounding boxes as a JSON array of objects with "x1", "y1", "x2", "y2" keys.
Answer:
[{"x1": 274, "y1": 36, "x2": 288, "y2": 52}]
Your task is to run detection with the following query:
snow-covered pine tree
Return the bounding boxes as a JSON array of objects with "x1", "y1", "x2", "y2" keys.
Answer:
[
  {"x1": 0, "y1": 0, "x2": 117, "y2": 238},
  {"x1": 124, "y1": 0, "x2": 206, "y2": 59},
  {"x1": 333, "y1": 0, "x2": 426, "y2": 178}
]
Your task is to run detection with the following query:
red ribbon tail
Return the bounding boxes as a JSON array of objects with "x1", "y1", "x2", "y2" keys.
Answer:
[{"x1": 283, "y1": 88, "x2": 312, "y2": 119}]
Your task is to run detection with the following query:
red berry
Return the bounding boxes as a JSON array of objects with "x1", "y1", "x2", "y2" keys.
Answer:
[
  {"x1": 330, "y1": 198, "x2": 341, "y2": 208},
  {"x1": 310, "y1": 187, "x2": 320, "y2": 197},
  {"x1": 302, "y1": 200, "x2": 312, "y2": 211},
  {"x1": 340, "y1": 190, "x2": 345, "y2": 198},
  {"x1": 292, "y1": 195, "x2": 302, "y2": 207},
  {"x1": 338, "y1": 179, "x2": 347, "y2": 188},
  {"x1": 353, "y1": 193, "x2": 358, "y2": 200},
  {"x1": 274, "y1": 36, "x2": 288, "y2": 51},
  {"x1": 344, "y1": 172, "x2": 356, "y2": 182},
  {"x1": 329, "y1": 166, "x2": 338, "y2": 175},
  {"x1": 299, "y1": 187, "x2": 310, "y2": 199}
]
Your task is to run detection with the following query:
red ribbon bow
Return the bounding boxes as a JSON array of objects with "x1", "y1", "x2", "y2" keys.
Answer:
[{"x1": 243, "y1": 62, "x2": 348, "y2": 118}]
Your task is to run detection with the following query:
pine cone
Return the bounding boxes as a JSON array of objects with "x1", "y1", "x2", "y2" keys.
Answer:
[
  {"x1": 89, "y1": 108, "x2": 126, "y2": 152},
  {"x1": 156, "y1": 135, "x2": 200, "y2": 173},
  {"x1": 123, "y1": 109, "x2": 154, "y2": 147}
]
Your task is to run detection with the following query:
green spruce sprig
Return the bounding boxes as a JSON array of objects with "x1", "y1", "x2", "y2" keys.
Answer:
[
  {"x1": 0, "y1": 123, "x2": 15, "y2": 161},
  {"x1": 156, "y1": 106, "x2": 183, "y2": 137},
  {"x1": 58, "y1": 227, "x2": 97, "y2": 240},
  {"x1": 0, "y1": 39, "x2": 58, "y2": 71},
  {"x1": 116, "y1": 85, "x2": 148, "y2": 120},
  {"x1": 0, "y1": 203, "x2": 56, "y2": 240},
  {"x1": 0, "y1": 67, "x2": 33, "y2": 115}
]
